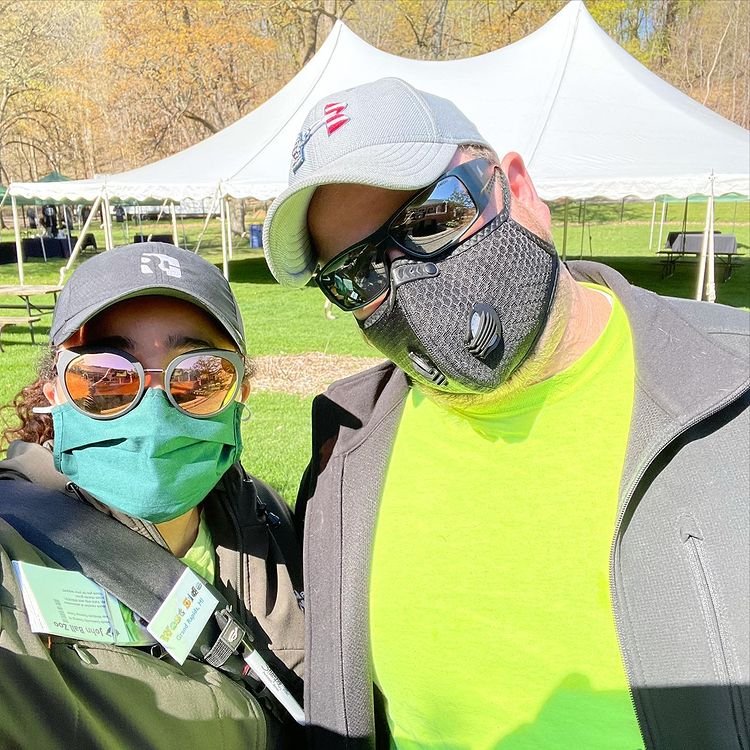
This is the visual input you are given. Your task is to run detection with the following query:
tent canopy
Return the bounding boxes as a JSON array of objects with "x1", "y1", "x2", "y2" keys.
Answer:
[{"x1": 8, "y1": 0, "x2": 750, "y2": 204}]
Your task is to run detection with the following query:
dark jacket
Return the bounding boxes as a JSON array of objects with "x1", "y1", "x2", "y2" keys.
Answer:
[
  {"x1": 297, "y1": 262, "x2": 750, "y2": 750},
  {"x1": 0, "y1": 443, "x2": 304, "y2": 749}
]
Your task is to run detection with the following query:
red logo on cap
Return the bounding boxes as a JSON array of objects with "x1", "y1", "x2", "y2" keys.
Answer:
[
  {"x1": 291, "y1": 101, "x2": 350, "y2": 173},
  {"x1": 323, "y1": 102, "x2": 349, "y2": 135}
]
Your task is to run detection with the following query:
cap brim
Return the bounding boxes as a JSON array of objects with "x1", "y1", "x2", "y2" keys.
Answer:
[{"x1": 263, "y1": 141, "x2": 458, "y2": 287}]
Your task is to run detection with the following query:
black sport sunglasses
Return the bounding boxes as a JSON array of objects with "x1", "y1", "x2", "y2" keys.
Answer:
[{"x1": 314, "y1": 158, "x2": 507, "y2": 312}]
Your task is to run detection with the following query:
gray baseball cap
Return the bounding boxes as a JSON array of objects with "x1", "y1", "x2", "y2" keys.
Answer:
[
  {"x1": 50, "y1": 242, "x2": 245, "y2": 352},
  {"x1": 262, "y1": 77, "x2": 490, "y2": 288}
]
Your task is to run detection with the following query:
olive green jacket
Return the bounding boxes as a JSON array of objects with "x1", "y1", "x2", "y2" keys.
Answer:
[{"x1": 0, "y1": 443, "x2": 304, "y2": 749}]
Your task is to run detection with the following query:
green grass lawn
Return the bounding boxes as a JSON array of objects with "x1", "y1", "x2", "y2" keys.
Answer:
[{"x1": 1, "y1": 202, "x2": 748, "y2": 503}]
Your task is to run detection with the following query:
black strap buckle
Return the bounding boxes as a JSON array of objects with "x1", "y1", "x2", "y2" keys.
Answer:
[{"x1": 203, "y1": 607, "x2": 248, "y2": 668}]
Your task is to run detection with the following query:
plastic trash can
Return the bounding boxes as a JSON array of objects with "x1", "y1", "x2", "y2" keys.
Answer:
[{"x1": 249, "y1": 224, "x2": 263, "y2": 248}]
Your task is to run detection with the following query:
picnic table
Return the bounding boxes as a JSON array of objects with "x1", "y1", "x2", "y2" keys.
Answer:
[
  {"x1": 0, "y1": 284, "x2": 62, "y2": 348},
  {"x1": 658, "y1": 232, "x2": 741, "y2": 281}
]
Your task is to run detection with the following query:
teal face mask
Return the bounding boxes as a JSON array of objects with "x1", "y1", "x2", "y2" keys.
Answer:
[{"x1": 51, "y1": 389, "x2": 243, "y2": 523}]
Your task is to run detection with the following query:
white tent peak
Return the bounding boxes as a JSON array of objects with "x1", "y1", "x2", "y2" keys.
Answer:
[{"x1": 8, "y1": 0, "x2": 749, "y2": 204}]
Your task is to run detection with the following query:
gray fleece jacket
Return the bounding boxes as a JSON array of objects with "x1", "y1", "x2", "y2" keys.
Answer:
[{"x1": 297, "y1": 261, "x2": 750, "y2": 750}]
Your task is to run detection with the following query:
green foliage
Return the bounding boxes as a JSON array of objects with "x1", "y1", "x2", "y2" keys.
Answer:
[{"x1": 242, "y1": 392, "x2": 313, "y2": 505}]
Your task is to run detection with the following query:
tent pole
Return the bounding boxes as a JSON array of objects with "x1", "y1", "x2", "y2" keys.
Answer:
[
  {"x1": 225, "y1": 198, "x2": 234, "y2": 260},
  {"x1": 58, "y1": 194, "x2": 103, "y2": 286},
  {"x1": 219, "y1": 196, "x2": 228, "y2": 279},
  {"x1": 681, "y1": 197, "x2": 688, "y2": 237},
  {"x1": 64, "y1": 207, "x2": 73, "y2": 258},
  {"x1": 147, "y1": 199, "x2": 169, "y2": 242},
  {"x1": 194, "y1": 191, "x2": 220, "y2": 254},
  {"x1": 170, "y1": 202, "x2": 179, "y2": 247},
  {"x1": 705, "y1": 176, "x2": 716, "y2": 304},
  {"x1": 562, "y1": 199, "x2": 568, "y2": 262},
  {"x1": 579, "y1": 200, "x2": 586, "y2": 259},
  {"x1": 10, "y1": 195, "x2": 25, "y2": 285},
  {"x1": 657, "y1": 201, "x2": 667, "y2": 252},
  {"x1": 106, "y1": 195, "x2": 114, "y2": 250},
  {"x1": 101, "y1": 194, "x2": 113, "y2": 251},
  {"x1": 648, "y1": 200, "x2": 656, "y2": 251},
  {"x1": 99, "y1": 199, "x2": 108, "y2": 250},
  {"x1": 695, "y1": 188, "x2": 713, "y2": 301},
  {"x1": 0, "y1": 189, "x2": 9, "y2": 213}
]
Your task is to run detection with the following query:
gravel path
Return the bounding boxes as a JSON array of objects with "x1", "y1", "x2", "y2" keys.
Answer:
[{"x1": 251, "y1": 353, "x2": 384, "y2": 396}]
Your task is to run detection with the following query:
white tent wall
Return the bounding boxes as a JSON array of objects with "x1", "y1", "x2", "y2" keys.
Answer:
[{"x1": 5, "y1": 0, "x2": 749, "y2": 291}]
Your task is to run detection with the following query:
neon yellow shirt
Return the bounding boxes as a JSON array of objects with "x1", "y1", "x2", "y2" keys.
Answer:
[
  {"x1": 370, "y1": 286, "x2": 642, "y2": 749},
  {"x1": 179, "y1": 511, "x2": 216, "y2": 583}
]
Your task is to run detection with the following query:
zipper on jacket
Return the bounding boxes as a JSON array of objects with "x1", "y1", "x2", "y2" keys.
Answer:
[
  {"x1": 681, "y1": 520, "x2": 733, "y2": 685},
  {"x1": 681, "y1": 516, "x2": 747, "y2": 748},
  {"x1": 71, "y1": 643, "x2": 95, "y2": 665},
  {"x1": 609, "y1": 385, "x2": 750, "y2": 749}
]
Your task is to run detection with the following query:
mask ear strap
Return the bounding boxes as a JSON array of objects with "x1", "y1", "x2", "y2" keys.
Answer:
[
  {"x1": 32, "y1": 405, "x2": 54, "y2": 414},
  {"x1": 496, "y1": 167, "x2": 512, "y2": 223},
  {"x1": 239, "y1": 402, "x2": 252, "y2": 423}
]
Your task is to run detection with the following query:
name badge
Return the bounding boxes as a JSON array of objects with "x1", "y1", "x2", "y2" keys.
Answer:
[
  {"x1": 147, "y1": 568, "x2": 218, "y2": 664},
  {"x1": 12, "y1": 560, "x2": 133, "y2": 645}
]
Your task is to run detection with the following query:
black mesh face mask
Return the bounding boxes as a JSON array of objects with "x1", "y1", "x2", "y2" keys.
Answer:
[{"x1": 358, "y1": 175, "x2": 559, "y2": 394}]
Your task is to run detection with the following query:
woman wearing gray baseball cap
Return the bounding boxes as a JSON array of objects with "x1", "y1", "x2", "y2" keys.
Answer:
[{"x1": 0, "y1": 243, "x2": 304, "y2": 747}]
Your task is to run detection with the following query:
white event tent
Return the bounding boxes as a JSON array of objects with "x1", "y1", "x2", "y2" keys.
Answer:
[{"x1": 5, "y1": 0, "x2": 749, "y2": 298}]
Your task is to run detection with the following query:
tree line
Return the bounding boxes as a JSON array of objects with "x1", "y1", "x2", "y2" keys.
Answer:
[{"x1": 1, "y1": 0, "x2": 747, "y2": 186}]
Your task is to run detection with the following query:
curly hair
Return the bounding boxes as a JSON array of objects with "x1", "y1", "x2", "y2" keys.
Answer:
[{"x1": 1, "y1": 348, "x2": 55, "y2": 448}]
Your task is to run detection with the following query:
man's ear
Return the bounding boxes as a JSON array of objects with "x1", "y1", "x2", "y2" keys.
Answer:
[
  {"x1": 500, "y1": 152, "x2": 540, "y2": 205},
  {"x1": 499, "y1": 151, "x2": 552, "y2": 237}
]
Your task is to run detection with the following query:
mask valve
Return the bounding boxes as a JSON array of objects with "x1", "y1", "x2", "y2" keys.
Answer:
[{"x1": 466, "y1": 303, "x2": 502, "y2": 361}]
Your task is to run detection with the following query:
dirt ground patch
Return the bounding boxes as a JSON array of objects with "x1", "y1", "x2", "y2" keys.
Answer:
[{"x1": 252, "y1": 353, "x2": 384, "y2": 396}]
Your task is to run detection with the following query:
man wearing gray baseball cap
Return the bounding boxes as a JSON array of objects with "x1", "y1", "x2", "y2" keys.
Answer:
[
  {"x1": 0, "y1": 242, "x2": 304, "y2": 747},
  {"x1": 264, "y1": 78, "x2": 749, "y2": 748}
]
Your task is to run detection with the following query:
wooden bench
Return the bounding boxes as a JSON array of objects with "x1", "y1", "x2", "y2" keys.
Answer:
[{"x1": 0, "y1": 315, "x2": 42, "y2": 350}]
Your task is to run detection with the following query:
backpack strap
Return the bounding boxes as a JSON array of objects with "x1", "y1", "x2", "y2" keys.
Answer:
[{"x1": 0, "y1": 480, "x2": 202, "y2": 621}]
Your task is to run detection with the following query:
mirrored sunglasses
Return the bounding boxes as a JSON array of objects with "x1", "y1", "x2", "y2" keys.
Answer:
[
  {"x1": 55, "y1": 348, "x2": 244, "y2": 420},
  {"x1": 314, "y1": 158, "x2": 506, "y2": 311}
]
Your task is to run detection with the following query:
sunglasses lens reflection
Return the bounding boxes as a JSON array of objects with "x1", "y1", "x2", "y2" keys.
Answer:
[
  {"x1": 169, "y1": 354, "x2": 239, "y2": 416},
  {"x1": 64, "y1": 352, "x2": 141, "y2": 417},
  {"x1": 319, "y1": 244, "x2": 389, "y2": 311},
  {"x1": 391, "y1": 176, "x2": 476, "y2": 256}
]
